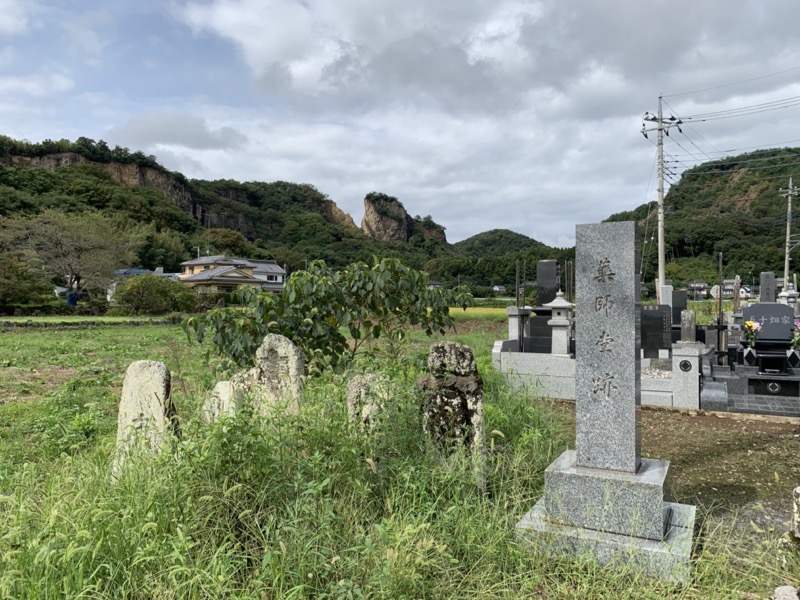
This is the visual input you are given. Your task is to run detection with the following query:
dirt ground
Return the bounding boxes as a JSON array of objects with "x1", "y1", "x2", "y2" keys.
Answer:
[{"x1": 553, "y1": 401, "x2": 800, "y2": 537}]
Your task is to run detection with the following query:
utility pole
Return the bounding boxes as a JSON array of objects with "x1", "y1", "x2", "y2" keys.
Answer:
[
  {"x1": 779, "y1": 177, "x2": 800, "y2": 291},
  {"x1": 642, "y1": 96, "x2": 682, "y2": 303}
]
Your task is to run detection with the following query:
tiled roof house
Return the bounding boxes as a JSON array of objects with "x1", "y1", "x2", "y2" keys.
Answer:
[{"x1": 179, "y1": 256, "x2": 286, "y2": 294}]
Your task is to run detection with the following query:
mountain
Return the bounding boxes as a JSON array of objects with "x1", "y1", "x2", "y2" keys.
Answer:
[
  {"x1": 0, "y1": 135, "x2": 562, "y2": 291},
  {"x1": 455, "y1": 229, "x2": 549, "y2": 258},
  {"x1": 605, "y1": 147, "x2": 800, "y2": 288}
]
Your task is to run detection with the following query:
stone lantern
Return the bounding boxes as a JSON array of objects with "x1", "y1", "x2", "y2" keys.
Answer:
[{"x1": 543, "y1": 290, "x2": 574, "y2": 355}]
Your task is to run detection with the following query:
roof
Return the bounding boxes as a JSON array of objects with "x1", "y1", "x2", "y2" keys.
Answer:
[
  {"x1": 182, "y1": 266, "x2": 258, "y2": 283},
  {"x1": 180, "y1": 255, "x2": 285, "y2": 275}
]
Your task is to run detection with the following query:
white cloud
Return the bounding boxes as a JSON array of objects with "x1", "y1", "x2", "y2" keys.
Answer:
[
  {"x1": 0, "y1": 0, "x2": 38, "y2": 35},
  {"x1": 107, "y1": 111, "x2": 247, "y2": 150},
  {"x1": 0, "y1": 69, "x2": 73, "y2": 98}
]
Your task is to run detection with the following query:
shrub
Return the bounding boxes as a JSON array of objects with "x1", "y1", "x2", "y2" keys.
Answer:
[{"x1": 113, "y1": 275, "x2": 197, "y2": 315}]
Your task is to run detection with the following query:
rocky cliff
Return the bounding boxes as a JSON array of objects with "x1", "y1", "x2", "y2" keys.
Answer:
[
  {"x1": 361, "y1": 192, "x2": 411, "y2": 242},
  {"x1": 1, "y1": 153, "x2": 199, "y2": 220},
  {"x1": 1, "y1": 153, "x2": 359, "y2": 232},
  {"x1": 361, "y1": 192, "x2": 448, "y2": 245},
  {"x1": 322, "y1": 199, "x2": 358, "y2": 230}
]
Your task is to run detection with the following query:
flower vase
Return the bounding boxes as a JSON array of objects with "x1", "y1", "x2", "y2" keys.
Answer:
[
  {"x1": 787, "y1": 349, "x2": 800, "y2": 369},
  {"x1": 743, "y1": 346, "x2": 757, "y2": 366}
]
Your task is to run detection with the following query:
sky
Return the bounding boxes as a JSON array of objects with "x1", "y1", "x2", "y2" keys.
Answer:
[{"x1": 2, "y1": 0, "x2": 800, "y2": 247}]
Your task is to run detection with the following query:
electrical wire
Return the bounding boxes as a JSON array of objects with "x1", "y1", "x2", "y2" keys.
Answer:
[{"x1": 662, "y1": 65, "x2": 800, "y2": 98}]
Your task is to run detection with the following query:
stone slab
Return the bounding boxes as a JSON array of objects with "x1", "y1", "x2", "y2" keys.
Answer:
[
  {"x1": 544, "y1": 450, "x2": 670, "y2": 540},
  {"x1": 575, "y1": 222, "x2": 641, "y2": 473},
  {"x1": 516, "y1": 499, "x2": 696, "y2": 583}
]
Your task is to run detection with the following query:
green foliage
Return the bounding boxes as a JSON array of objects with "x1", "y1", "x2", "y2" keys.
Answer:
[
  {"x1": 3, "y1": 209, "x2": 141, "y2": 296},
  {"x1": 611, "y1": 147, "x2": 800, "y2": 283},
  {"x1": 113, "y1": 275, "x2": 198, "y2": 315},
  {"x1": 185, "y1": 258, "x2": 473, "y2": 373}
]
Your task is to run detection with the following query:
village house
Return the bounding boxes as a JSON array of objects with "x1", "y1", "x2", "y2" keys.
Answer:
[{"x1": 178, "y1": 256, "x2": 286, "y2": 294}]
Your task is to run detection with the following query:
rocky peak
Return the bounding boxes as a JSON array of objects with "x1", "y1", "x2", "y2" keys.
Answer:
[
  {"x1": 361, "y1": 192, "x2": 412, "y2": 242},
  {"x1": 322, "y1": 199, "x2": 358, "y2": 230}
]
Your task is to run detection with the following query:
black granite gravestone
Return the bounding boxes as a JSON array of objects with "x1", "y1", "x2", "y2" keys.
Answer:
[
  {"x1": 641, "y1": 305, "x2": 672, "y2": 358},
  {"x1": 742, "y1": 303, "x2": 794, "y2": 342},
  {"x1": 537, "y1": 260, "x2": 560, "y2": 306}
]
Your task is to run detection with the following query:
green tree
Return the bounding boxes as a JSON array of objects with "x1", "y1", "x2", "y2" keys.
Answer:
[
  {"x1": 185, "y1": 258, "x2": 473, "y2": 373},
  {"x1": 4, "y1": 210, "x2": 141, "y2": 297},
  {"x1": 113, "y1": 275, "x2": 197, "y2": 314}
]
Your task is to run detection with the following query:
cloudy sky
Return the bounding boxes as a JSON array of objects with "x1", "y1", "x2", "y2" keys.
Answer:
[{"x1": 2, "y1": 1, "x2": 800, "y2": 246}]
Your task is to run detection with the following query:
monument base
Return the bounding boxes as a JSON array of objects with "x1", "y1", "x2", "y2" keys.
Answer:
[{"x1": 516, "y1": 500, "x2": 696, "y2": 583}]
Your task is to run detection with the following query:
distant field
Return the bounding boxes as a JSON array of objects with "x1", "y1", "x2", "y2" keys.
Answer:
[{"x1": 0, "y1": 315, "x2": 163, "y2": 323}]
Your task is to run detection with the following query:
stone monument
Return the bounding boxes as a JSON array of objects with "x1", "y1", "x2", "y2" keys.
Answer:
[
  {"x1": 761, "y1": 272, "x2": 777, "y2": 303},
  {"x1": 417, "y1": 341, "x2": 486, "y2": 488},
  {"x1": 113, "y1": 360, "x2": 177, "y2": 476},
  {"x1": 516, "y1": 221, "x2": 696, "y2": 582}
]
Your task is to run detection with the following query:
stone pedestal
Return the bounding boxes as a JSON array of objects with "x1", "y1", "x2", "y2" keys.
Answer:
[
  {"x1": 672, "y1": 342, "x2": 705, "y2": 410},
  {"x1": 516, "y1": 222, "x2": 695, "y2": 582},
  {"x1": 507, "y1": 306, "x2": 532, "y2": 342}
]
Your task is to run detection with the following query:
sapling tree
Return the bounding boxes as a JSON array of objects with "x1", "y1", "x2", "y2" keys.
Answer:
[{"x1": 185, "y1": 258, "x2": 473, "y2": 373}]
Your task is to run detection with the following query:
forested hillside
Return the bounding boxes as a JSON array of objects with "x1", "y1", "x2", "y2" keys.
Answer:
[
  {"x1": 0, "y1": 136, "x2": 564, "y2": 309},
  {"x1": 607, "y1": 147, "x2": 800, "y2": 287}
]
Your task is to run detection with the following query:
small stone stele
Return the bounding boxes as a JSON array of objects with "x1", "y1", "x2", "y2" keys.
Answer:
[
  {"x1": 792, "y1": 486, "x2": 800, "y2": 540},
  {"x1": 230, "y1": 334, "x2": 304, "y2": 416},
  {"x1": 113, "y1": 360, "x2": 177, "y2": 475},
  {"x1": 346, "y1": 374, "x2": 389, "y2": 432},
  {"x1": 417, "y1": 342, "x2": 486, "y2": 487},
  {"x1": 201, "y1": 381, "x2": 240, "y2": 424}
]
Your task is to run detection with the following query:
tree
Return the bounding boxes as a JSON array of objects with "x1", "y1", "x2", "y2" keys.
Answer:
[
  {"x1": 113, "y1": 275, "x2": 197, "y2": 314},
  {"x1": 185, "y1": 258, "x2": 473, "y2": 373},
  {"x1": 4, "y1": 210, "x2": 141, "y2": 298}
]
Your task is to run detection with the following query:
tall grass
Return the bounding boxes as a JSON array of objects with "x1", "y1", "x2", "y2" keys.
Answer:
[{"x1": 0, "y1": 323, "x2": 797, "y2": 598}]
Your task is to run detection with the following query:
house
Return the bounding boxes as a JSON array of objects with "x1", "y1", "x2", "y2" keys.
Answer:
[
  {"x1": 179, "y1": 256, "x2": 286, "y2": 294},
  {"x1": 492, "y1": 284, "x2": 507, "y2": 295},
  {"x1": 687, "y1": 280, "x2": 709, "y2": 299}
]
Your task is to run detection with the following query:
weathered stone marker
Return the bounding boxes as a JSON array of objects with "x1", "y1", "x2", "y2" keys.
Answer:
[
  {"x1": 346, "y1": 374, "x2": 389, "y2": 432},
  {"x1": 793, "y1": 485, "x2": 800, "y2": 540},
  {"x1": 113, "y1": 360, "x2": 177, "y2": 475},
  {"x1": 229, "y1": 333, "x2": 304, "y2": 416},
  {"x1": 417, "y1": 341, "x2": 486, "y2": 487},
  {"x1": 516, "y1": 221, "x2": 696, "y2": 582},
  {"x1": 680, "y1": 309, "x2": 696, "y2": 343}
]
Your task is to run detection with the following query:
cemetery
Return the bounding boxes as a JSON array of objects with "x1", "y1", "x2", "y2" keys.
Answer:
[{"x1": 494, "y1": 264, "x2": 800, "y2": 419}]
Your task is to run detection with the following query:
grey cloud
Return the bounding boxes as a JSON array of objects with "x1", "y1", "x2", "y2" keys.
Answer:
[{"x1": 107, "y1": 112, "x2": 247, "y2": 150}]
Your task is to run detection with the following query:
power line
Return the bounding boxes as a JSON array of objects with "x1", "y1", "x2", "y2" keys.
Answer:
[
  {"x1": 663, "y1": 65, "x2": 800, "y2": 98},
  {"x1": 664, "y1": 138, "x2": 800, "y2": 158},
  {"x1": 679, "y1": 97, "x2": 800, "y2": 123}
]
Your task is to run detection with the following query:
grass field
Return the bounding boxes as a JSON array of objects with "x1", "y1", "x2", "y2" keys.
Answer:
[{"x1": 0, "y1": 318, "x2": 797, "y2": 598}]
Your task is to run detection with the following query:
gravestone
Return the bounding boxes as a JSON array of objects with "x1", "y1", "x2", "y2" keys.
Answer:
[
  {"x1": 230, "y1": 334, "x2": 304, "y2": 416},
  {"x1": 347, "y1": 374, "x2": 390, "y2": 432},
  {"x1": 671, "y1": 290, "x2": 687, "y2": 329},
  {"x1": 416, "y1": 342, "x2": 486, "y2": 488},
  {"x1": 113, "y1": 360, "x2": 177, "y2": 475},
  {"x1": 537, "y1": 259, "x2": 560, "y2": 306},
  {"x1": 516, "y1": 221, "x2": 695, "y2": 582},
  {"x1": 201, "y1": 381, "x2": 239, "y2": 424},
  {"x1": 641, "y1": 305, "x2": 671, "y2": 359},
  {"x1": 680, "y1": 310, "x2": 696, "y2": 343},
  {"x1": 742, "y1": 303, "x2": 794, "y2": 342},
  {"x1": 732, "y1": 275, "x2": 742, "y2": 313},
  {"x1": 761, "y1": 272, "x2": 777, "y2": 303}
]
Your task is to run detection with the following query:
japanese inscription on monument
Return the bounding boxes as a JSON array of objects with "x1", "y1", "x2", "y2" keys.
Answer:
[{"x1": 576, "y1": 222, "x2": 641, "y2": 473}]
